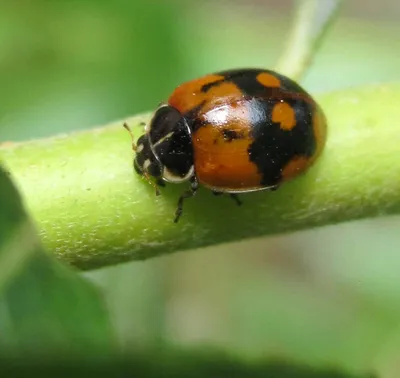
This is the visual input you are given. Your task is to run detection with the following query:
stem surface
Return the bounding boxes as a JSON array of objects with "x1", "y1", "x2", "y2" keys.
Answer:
[{"x1": 1, "y1": 83, "x2": 399, "y2": 270}]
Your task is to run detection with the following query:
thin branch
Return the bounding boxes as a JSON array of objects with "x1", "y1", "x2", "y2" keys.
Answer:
[
  {"x1": 1, "y1": 83, "x2": 400, "y2": 270},
  {"x1": 275, "y1": 0, "x2": 343, "y2": 81}
]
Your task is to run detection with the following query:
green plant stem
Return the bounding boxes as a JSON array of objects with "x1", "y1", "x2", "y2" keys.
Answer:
[
  {"x1": 275, "y1": 0, "x2": 343, "y2": 81},
  {"x1": 1, "y1": 83, "x2": 400, "y2": 270}
]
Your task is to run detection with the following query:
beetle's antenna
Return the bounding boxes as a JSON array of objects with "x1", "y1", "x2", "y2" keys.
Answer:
[{"x1": 123, "y1": 122, "x2": 137, "y2": 151}]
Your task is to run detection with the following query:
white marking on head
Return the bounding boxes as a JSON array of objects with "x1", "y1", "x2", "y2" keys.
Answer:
[
  {"x1": 143, "y1": 159, "x2": 151, "y2": 171},
  {"x1": 152, "y1": 131, "x2": 174, "y2": 147},
  {"x1": 163, "y1": 165, "x2": 194, "y2": 183},
  {"x1": 136, "y1": 143, "x2": 144, "y2": 153}
]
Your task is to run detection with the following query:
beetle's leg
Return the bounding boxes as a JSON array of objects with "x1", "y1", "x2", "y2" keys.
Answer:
[
  {"x1": 174, "y1": 177, "x2": 198, "y2": 223},
  {"x1": 156, "y1": 178, "x2": 166, "y2": 187},
  {"x1": 212, "y1": 191, "x2": 242, "y2": 206},
  {"x1": 230, "y1": 193, "x2": 242, "y2": 206}
]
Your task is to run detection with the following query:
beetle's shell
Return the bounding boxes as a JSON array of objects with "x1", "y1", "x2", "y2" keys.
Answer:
[{"x1": 167, "y1": 68, "x2": 327, "y2": 192}]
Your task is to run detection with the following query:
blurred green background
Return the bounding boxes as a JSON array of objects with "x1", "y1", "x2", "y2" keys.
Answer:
[{"x1": 1, "y1": 0, "x2": 400, "y2": 376}]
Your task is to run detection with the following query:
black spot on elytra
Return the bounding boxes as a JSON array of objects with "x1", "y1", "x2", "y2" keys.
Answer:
[
  {"x1": 222, "y1": 129, "x2": 243, "y2": 142},
  {"x1": 201, "y1": 79, "x2": 225, "y2": 93},
  {"x1": 199, "y1": 68, "x2": 310, "y2": 100},
  {"x1": 183, "y1": 101, "x2": 208, "y2": 132},
  {"x1": 216, "y1": 68, "x2": 309, "y2": 96},
  {"x1": 188, "y1": 69, "x2": 313, "y2": 134},
  {"x1": 246, "y1": 97, "x2": 316, "y2": 187}
]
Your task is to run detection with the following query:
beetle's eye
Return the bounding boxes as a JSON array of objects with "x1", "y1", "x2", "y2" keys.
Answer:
[{"x1": 147, "y1": 161, "x2": 162, "y2": 178}]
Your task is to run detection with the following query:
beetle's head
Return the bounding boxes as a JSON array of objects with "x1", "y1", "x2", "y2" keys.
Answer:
[
  {"x1": 133, "y1": 104, "x2": 195, "y2": 184},
  {"x1": 133, "y1": 133, "x2": 163, "y2": 180}
]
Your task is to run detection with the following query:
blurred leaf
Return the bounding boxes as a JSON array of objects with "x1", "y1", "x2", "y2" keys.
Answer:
[
  {"x1": 0, "y1": 0, "x2": 192, "y2": 140},
  {"x1": 0, "y1": 164, "x2": 116, "y2": 356}
]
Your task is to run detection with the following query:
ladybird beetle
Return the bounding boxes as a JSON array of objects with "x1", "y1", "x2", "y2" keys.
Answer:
[{"x1": 124, "y1": 68, "x2": 327, "y2": 223}]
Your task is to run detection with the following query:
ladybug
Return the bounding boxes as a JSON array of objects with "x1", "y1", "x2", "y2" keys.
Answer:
[{"x1": 124, "y1": 68, "x2": 327, "y2": 223}]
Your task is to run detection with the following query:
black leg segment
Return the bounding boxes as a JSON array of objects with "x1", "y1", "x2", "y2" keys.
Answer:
[
  {"x1": 174, "y1": 177, "x2": 198, "y2": 223},
  {"x1": 212, "y1": 191, "x2": 242, "y2": 206},
  {"x1": 230, "y1": 193, "x2": 242, "y2": 206}
]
